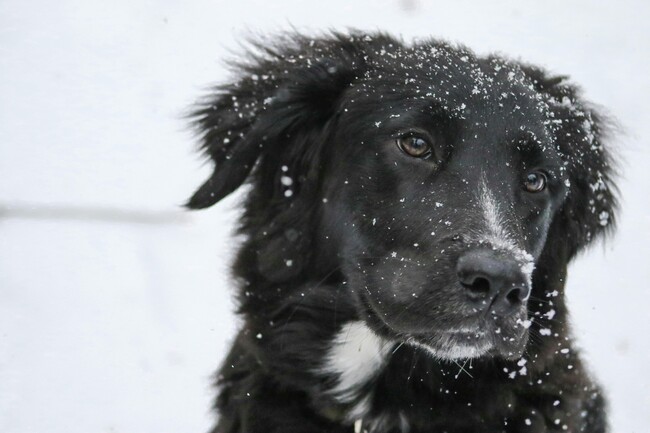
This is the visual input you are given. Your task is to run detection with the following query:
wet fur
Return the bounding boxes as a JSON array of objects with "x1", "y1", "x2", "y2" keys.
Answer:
[{"x1": 187, "y1": 31, "x2": 617, "y2": 433}]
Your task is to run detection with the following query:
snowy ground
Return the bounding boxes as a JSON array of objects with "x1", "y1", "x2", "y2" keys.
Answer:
[{"x1": 1, "y1": 1, "x2": 648, "y2": 432}]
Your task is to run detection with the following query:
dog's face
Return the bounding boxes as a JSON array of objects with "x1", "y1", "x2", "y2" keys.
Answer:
[
  {"x1": 320, "y1": 53, "x2": 569, "y2": 360},
  {"x1": 188, "y1": 33, "x2": 616, "y2": 363}
]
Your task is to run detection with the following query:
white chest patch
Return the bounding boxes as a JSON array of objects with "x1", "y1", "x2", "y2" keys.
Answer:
[{"x1": 320, "y1": 321, "x2": 391, "y2": 406}]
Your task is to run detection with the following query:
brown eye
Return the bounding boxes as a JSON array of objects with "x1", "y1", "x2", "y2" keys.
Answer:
[
  {"x1": 396, "y1": 135, "x2": 432, "y2": 158},
  {"x1": 524, "y1": 171, "x2": 547, "y2": 193}
]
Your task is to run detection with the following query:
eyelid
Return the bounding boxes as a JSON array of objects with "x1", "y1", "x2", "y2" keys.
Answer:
[
  {"x1": 394, "y1": 128, "x2": 435, "y2": 141},
  {"x1": 533, "y1": 168, "x2": 552, "y2": 181}
]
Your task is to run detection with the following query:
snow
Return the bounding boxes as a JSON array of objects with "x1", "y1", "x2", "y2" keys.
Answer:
[{"x1": 1, "y1": 1, "x2": 649, "y2": 432}]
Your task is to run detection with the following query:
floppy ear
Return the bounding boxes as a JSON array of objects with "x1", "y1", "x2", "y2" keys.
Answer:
[
  {"x1": 522, "y1": 66, "x2": 619, "y2": 260},
  {"x1": 186, "y1": 33, "x2": 371, "y2": 209}
]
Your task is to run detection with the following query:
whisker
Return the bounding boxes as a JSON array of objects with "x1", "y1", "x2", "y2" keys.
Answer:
[
  {"x1": 406, "y1": 349, "x2": 419, "y2": 384},
  {"x1": 392, "y1": 340, "x2": 406, "y2": 354},
  {"x1": 453, "y1": 358, "x2": 474, "y2": 379}
]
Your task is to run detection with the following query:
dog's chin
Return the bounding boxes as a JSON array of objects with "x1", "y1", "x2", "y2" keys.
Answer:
[
  {"x1": 406, "y1": 331, "x2": 494, "y2": 360},
  {"x1": 405, "y1": 329, "x2": 528, "y2": 361},
  {"x1": 359, "y1": 293, "x2": 528, "y2": 361}
]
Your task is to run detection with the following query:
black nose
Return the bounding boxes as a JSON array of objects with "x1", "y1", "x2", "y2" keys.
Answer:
[{"x1": 456, "y1": 249, "x2": 531, "y2": 315}]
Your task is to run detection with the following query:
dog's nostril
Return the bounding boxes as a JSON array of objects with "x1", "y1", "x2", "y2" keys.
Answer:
[
  {"x1": 506, "y1": 287, "x2": 523, "y2": 304},
  {"x1": 505, "y1": 284, "x2": 530, "y2": 304},
  {"x1": 464, "y1": 276, "x2": 491, "y2": 295}
]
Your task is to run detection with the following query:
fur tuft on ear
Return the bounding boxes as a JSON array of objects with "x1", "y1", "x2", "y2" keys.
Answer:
[
  {"x1": 186, "y1": 31, "x2": 396, "y2": 210},
  {"x1": 186, "y1": 31, "x2": 403, "y2": 281},
  {"x1": 521, "y1": 66, "x2": 619, "y2": 259}
]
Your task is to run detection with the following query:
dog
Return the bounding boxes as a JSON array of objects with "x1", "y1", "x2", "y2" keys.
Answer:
[{"x1": 187, "y1": 31, "x2": 617, "y2": 433}]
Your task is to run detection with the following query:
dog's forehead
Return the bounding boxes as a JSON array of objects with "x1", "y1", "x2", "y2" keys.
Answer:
[
  {"x1": 351, "y1": 44, "x2": 555, "y2": 151},
  {"x1": 361, "y1": 44, "x2": 549, "y2": 122}
]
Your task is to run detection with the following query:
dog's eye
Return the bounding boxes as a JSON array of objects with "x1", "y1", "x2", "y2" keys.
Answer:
[
  {"x1": 396, "y1": 134, "x2": 432, "y2": 158},
  {"x1": 524, "y1": 171, "x2": 547, "y2": 193}
]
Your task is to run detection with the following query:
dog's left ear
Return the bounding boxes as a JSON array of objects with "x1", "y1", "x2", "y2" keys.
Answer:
[
  {"x1": 186, "y1": 34, "x2": 371, "y2": 209},
  {"x1": 522, "y1": 66, "x2": 619, "y2": 259}
]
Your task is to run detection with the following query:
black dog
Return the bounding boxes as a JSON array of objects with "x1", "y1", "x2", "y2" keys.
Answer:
[{"x1": 187, "y1": 31, "x2": 617, "y2": 433}]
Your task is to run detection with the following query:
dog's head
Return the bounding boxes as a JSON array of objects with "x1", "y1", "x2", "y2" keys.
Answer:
[{"x1": 188, "y1": 32, "x2": 617, "y2": 361}]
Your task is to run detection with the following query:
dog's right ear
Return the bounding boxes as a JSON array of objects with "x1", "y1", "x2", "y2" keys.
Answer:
[{"x1": 186, "y1": 33, "x2": 375, "y2": 209}]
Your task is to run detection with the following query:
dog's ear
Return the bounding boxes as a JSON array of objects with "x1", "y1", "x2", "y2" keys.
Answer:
[
  {"x1": 522, "y1": 66, "x2": 618, "y2": 259},
  {"x1": 186, "y1": 33, "x2": 369, "y2": 209}
]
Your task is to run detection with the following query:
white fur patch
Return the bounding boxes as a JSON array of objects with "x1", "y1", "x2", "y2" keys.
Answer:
[
  {"x1": 321, "y1": 321, "x2": 391, "y2": 405},
  {"x1": 479, "y1": 178, "x2": 514, "y2": 248},
  {"x1": 407, "y1": 334, "x2": 492, "y2": 360},
  {"x1": 477, "y1": 178, "x2": 535, "y2": 285}
]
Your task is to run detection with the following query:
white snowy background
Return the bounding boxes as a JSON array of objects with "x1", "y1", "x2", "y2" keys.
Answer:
[{"x1": 1, "y1": 1, "x2": 648, "y2": 432}]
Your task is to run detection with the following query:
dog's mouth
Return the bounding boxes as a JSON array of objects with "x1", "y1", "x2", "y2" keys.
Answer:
[
  {"x1": 405, "y1": 325, "x2": 528, "y2": 361},
  {"x1": 406, "y1": 330, "x2": 494, "y2": 360},
  {"x1": 359, "y1": 292, "x2": 528, "y2": 361}
]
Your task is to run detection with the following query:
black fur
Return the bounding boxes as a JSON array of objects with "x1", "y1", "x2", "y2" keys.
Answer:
[{"x1": 188, "y1": 31, "x2": 617, "y2": 433}]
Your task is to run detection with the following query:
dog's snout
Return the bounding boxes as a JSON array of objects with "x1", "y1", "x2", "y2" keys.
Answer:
[{"x1": 456, "y1": 249, "x2": 531, "y2": 314}]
